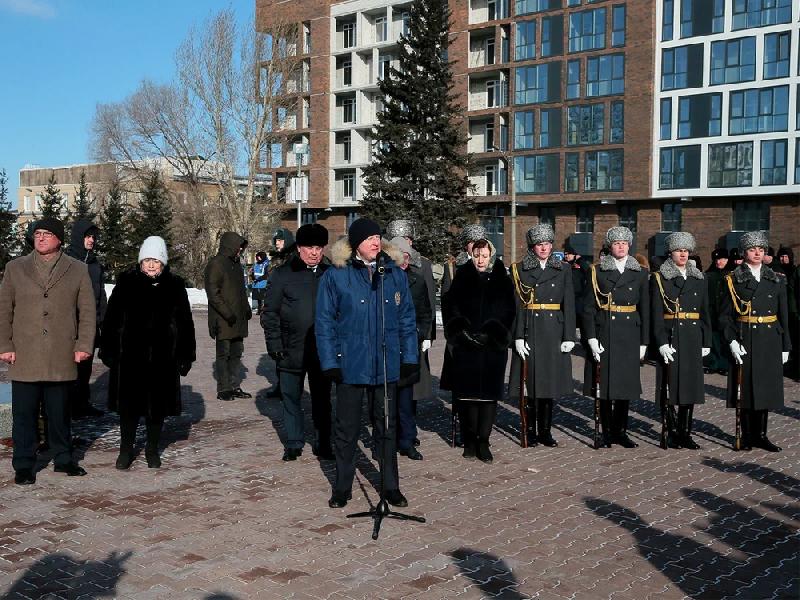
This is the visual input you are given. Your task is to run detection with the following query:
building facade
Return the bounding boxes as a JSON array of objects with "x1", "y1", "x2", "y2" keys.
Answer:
[{"x1": 258, "y1": 0, "x2": 799, "y2": 263}]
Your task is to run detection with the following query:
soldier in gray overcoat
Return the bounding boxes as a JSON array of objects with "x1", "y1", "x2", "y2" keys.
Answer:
[
  {"x1": 583, "y1": 226, "x2": 649, "y2": 448},
  {"x1": 719, "y1": 231, "x2": 791, "y2": 452},
  {"x1": 650, "y1": 232, "x2": 712, "y2": 449},
  {"x1": 509, "y1": 224, "x2": 576, "y2": 447}
]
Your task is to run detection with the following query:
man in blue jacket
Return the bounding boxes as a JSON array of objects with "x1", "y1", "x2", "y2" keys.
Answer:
[{"x1": 316, "y1": 218, "x2": 418, "y2": 509}]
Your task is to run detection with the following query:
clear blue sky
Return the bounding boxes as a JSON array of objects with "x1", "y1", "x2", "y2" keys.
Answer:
[{"x1": 0, "y1": 0, "x2": 249, "y2": 209}]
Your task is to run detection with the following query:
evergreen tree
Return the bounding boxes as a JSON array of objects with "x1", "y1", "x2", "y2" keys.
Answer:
[
  {"x1": 361, "y1": 0, "x2": 474, "y2": 261},
  {"x1": 39, "y1": 172, "x2": 65, "y2": 219},
  {"x1": 98, "y1": 179, "x2": 131, "y2": 280},
  {"x1": 72, "y1": 170, "x2": 96, "y2": 221},
  {"x1": 128, "y1": 169, "x2": 173, "y2": 250},
  {"x1": 0, "y1": 169, "x2": 17, "y2": 270}
]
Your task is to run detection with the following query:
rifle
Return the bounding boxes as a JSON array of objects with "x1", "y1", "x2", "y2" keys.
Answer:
[
  {"x1": 733, "y1": 362, "x2": 743, "y2": 450},
  {"x1": 659, "y1": 362, "x2": 671, "y2": 449},
  {"x1": 592, "y1": 359, "x2": 601, "y2": 449},
  {"x1": 520, "y1": 358, "x2": 528, "y2": 448}
]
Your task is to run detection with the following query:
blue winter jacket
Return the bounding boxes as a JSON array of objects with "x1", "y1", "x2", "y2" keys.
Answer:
[{"x1": 315, "y1": 238, "x2": 418, "y2": 385}]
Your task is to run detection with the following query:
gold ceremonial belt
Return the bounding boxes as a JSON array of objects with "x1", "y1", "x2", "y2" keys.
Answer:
[
  {"x1": 664, "y1": 312, "x2": 700, "y2": 320},
  {"x1": 737, "y1": 315, "x2": 777, "y2": 324},
  {"x1": 604, "y1": 304, "x2": 637, "y2": 313},
  {"x1": 526, "y1": 303, "x2": 561, "y2": 310}
]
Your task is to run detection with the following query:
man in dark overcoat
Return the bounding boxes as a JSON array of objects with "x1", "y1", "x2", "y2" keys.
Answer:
[
  {"x1": 583, "y1": 226, "x2": 649, "y2": 448},
  {"x1": 703, "y1": 248, "x2": 729, "y2": 375},
  {"x1": 650, "y1": 232, "x2": 711, "y2": 449},
  {"x1": 0, "y1": 218, "x2": 95, "y2": 484},
  {"x1": 720, "y1": 231, "x2": 791, "y2": 452},
  {"x1": 205, "y1": 232, "x2": 253, "y2": 401},
  {"x1": 509, "y1": 224, "x2": 576, "y2": 447},
  {"x1": 261, "y1": 223, "x2": 333, "y2": 462}
]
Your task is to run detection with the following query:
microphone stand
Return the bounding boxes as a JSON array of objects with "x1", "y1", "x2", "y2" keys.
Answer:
[{"x1": 348, "y1": 255, "x2": 426, "y2": 540}]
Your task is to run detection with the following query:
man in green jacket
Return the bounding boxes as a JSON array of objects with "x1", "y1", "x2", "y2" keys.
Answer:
[{"x1": 204, "y1": 232, "x2": 252, "y2": 401}]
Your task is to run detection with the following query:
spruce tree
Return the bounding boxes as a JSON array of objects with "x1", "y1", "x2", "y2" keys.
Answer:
[
  {"x1": 72, "y1": 170, "x2": 96, "y2": 221},
  {"x1": 39, "y1": 172, "x2": 65, "y2": 219},
  {"x1": 0, "y1": 169, "x2": 17, "y2": 270},
  {"x1": 128, "y1": 169, "x2": 173, "y2": 250},
  {"x1": 361, "y1": 0, "x2": 474, "y2": 261},
  {"x1": 98, "y1": 179, "x2": 131, "y2": 280}
]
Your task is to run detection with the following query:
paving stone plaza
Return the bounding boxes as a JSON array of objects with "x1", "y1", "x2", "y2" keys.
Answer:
[{"x1": 0, "y1": 314, "x2": 797, "y2": 599}]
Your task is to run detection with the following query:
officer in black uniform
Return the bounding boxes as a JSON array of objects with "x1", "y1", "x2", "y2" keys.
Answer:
[
  {"x1": 583, "y1": 226, "x2": 649, "y2": 448},
  {"x1": 509, "y1": 224, "x2": 576, "y2": 447},
  {"x1": 650, "y1": 232, "x2": 711, "y2": 449},
  {"x1": 719, "y1": 231, "x2": 791, "y2": 452}
]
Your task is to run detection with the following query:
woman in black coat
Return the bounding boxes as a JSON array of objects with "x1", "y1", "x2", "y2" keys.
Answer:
[
  {"x1": 441, "y1": 239, "x2": 515, "y2": 463},
  {"x1": 100, "y1": 237, "x2": 196, "y2": 469}
]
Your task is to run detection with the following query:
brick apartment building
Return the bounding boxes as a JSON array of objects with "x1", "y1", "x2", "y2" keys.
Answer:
[{"x1": 258, "y1": 0, "x2": 799, "y2": 263}]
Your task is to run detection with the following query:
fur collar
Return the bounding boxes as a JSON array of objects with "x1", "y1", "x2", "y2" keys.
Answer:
[
  {"x1": 599, "y1": 254, "x2": 641, "y2": 272},
  {"x1": 732, "y1": 263, "x2": 780, "y2": 284},
  {"x1": 659, "y1": 258, "x2": 703, "y2": 280},
  {"x1": 330, "y1": 237, "x2": 401, "y2": 269},
  {"x1": 521, "y1": 251, "x2": 564, "y2": 272}
]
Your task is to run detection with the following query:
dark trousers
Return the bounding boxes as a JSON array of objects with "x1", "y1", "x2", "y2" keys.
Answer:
[
  {"x1": 458, "y1": 400, "x2": 497, "y2": 444},
  {"x1": 119, "y1": 413, "x2": 164, "y2": 452},
  {"x1": 215, "y1": 337, "x2": 244, "y2": 394},
  {"x1": 70, "y1": 354, "x2": 94, "y2": 412},
  {"x1": 279, "y1": 365, "x2": 332, "y2": 449},
  {"x1": 396, "y1": 384, "x2": 417, "y2": 451},
  {"x1": 333, "y1": 382, "x2": 399, "y2": 494},
  {"x1": 12, "y1": 382, "x2": 72, "y2": 470}
]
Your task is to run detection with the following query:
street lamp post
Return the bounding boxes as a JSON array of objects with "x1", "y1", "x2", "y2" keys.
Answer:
[{"x1": 293, "y1": 143, "x2": 308, "y2": 229}]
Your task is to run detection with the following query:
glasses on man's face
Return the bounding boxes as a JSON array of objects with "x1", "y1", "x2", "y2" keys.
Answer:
[{"x1": 33, "y1": 231, "x2": 55, "y2": 239}]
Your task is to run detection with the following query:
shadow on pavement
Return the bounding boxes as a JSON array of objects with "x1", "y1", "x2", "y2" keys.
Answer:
[
  {"x1": 448, "y1": 548, "x2": 526, "y2": 599},
  {"x1": 160, "y1": 385, "x2": 206, "y2": 452},
  {"x1": 1, "y1": 550, "x2": 132, "y2": 598},
  {"x1": 69, "y1": 370, "x2": 118, "y2": 464}
]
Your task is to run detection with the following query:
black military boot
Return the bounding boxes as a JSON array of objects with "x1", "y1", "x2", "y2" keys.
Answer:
[
  {"x1": 599, "y1": 400, "x2": 613, "y2": 448},
  {"x1": 678, "y1": 405, "x2": 700, "y2": 449},
  {"x1": 476, "y1": 439, "x2": 493, "y2": 464},
  {"x1": 753, "y1": 410, "x2": 781, "y2": 452},
  {"x1": 738, "y1": 409, "x2": 753, "y2": 451},
  {"x1": 664, "y1": 405, "x2": 681, "y2": 449},
  {"x1": 537, "y1": 399, "x2": 558, "y2": 447},
  {"x1": 525, "y1": 400, "x2": 538, "y2": 447},
  {"x1": 611, "y1": 400, "x2": 638, "y2": 448}
]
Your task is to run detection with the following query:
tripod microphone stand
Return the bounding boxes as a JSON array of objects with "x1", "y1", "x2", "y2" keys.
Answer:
[{"x1": 347, "y1": 255, "x2": 426, "y2": 540}]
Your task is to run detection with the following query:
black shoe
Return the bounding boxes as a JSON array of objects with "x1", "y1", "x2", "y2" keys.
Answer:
[
  {"x1": 476, "y1": 441, "x2": 493, "y2": 464},
  {"x1": 385, "y1": 489, "x2": 408, "y2": 507},
  {"x1": 399, "y1": 447, "x2": 423, "y2": 461},
  {"x1": 328, "y1": 490, "x2": 351, "y2": 508},
  {"x1": 462, "y1": 441, "x2": 476, "y2": 460},
  {"x1": 413, "y1": 437, "x2": 421, "y2": 447},
  {"x1": 115, "y1": 451, "x2": 134, "y2": 470},
  {"x1": 145, "y1": 450, "x2": 161, "y2": 468},
  {"x1": 54, "y1": 463, "x2": 87, "y2": 476},
  {"x1": 680, "y1": 436, "x2": 700, "y2": 450},
  {"x1": 313, "y1": 444, "x2": 335, "y2": 461},
  {"x1": 14, "y1": 469, "x2": 35, "y2": 485},
  {"x1": 282, "y1": 448, "x2": 302, "y2": 461},
  {"x1": 753, "y1": 437, "x2": 782, "y2": 452},
  {"x1": 612, "y1": 434, "x2": 639, "y2": 448},
  {"x1": 217, "y1": 391, "x2": 234, "y2": 401},
  {"x1": 231, "y1": 388, "x2": 252, "y2": 399},
  {"x1": 539, "y1": 433, "x2": 558, "y2": 447},
  {"x1": 526, "y1": 432, "x2": 539, "y2": 447}
]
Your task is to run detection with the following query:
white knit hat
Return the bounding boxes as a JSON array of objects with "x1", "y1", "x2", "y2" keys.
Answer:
[{"x1": 138, "y1": 236, "x2": 168, "y2": 265}]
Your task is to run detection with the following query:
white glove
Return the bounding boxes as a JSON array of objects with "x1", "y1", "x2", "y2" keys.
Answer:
[
  {"x1": 560, "y1": 341, "x2": 575, "y2": 353},
  {"x1": 639, "y1": 345, "x2": 647, "y2": 361},
  {"x1": 515, "y1": 339, "x2": 530, "y2": 359},
  {"x1": 782, "y1": 351, "x2": 789, "y2": 364},
  {"x1": 701, "y1": 347, "x2": 710, "y2": 357},
  {"x1": 658, "y1": 344, "x2": 676, "y2": 364},
  {"x1": 421, "y1": 340, "x2": 431, "y2": 353},
  {"x1": 730, "y1": 340, "x2": 747, "y2": 365},
  {"x1": 588, "y1": 338, "x2": 604, "y2": 362}
]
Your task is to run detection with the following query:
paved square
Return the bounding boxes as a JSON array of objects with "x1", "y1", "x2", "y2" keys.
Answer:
[{"x1": 1, "y1": 313, "x2": 797, "y2": 599}]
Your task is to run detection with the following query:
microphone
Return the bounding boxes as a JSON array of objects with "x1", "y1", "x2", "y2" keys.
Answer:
[{"x1": 376, "y1": 254, "x2": 386, "y2": 275}]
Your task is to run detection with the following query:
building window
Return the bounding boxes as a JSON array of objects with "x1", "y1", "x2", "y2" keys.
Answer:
[
  {"x1": 401, "y1": 12, "x2": 410, "y2": 36},
  {"x1": 567, "y1": 104, "x2": 604, "y2": 146},
  {"x1": 539, "y1": 108, "x2": 561, "y2": 148},
  {"x1": 346, "y1": 211, "x2": 361, "y2": 228},
  {"x1": 486, "y1": 38, "x2": 496, "y2": 65},
  {"x1": 660, "y1": 98, "x2": 672, "y2": 140},
  {"x1": 710, "y1": 37, "x2": 756, "y2": 85},
  {"x1": 729, "y1": 86, "x2": 789, "y2": 135},
  {"x1": 760, "y1": 139, "x2": 787, "y2": 186},
  {"x1": 514, "y1": 111, "x2": 536, "y2": 149},
  {"x1": 585, "y1": 149, "x2": 623, "y2": 191},
  {"x1": 763, "y1": 31, "x2": 790, "y2": 80},
  {"x1": 342, "y1": 58, "x2": 352, "y2": 86},
  {"x1": 515, "y1": 63, "x2": 561, "y2": 104},
  {"x1": 479, "y1": 205, "x2": 506, "y2": 260},
  {"x1": 541, "y1": 15, "x2": 564, "y2": 57},
  {"x1": 708, "y1": 141, "x2": 753, "y2": 187},
  {"x1": 611, "y1": 5, "x2": 626, "y2": 46},
  {"x1": 540, "y1": 206, "x2": 556, "y2": 226},
  {"x1": 514, "y1": 154, "x2": 561, "y2": 194},
  {"x1": 485, "y1": 164, "x2": 499, "y2": 195},
  {"x1": 567, "y1": 59, "x2": 581, "y2": 99},
  {"x1": 565, "y1": 153, "x2": 579, "y2": 191},
  {"x1": 678, "y1": 93, "x2": 722, "y2": 139},
  {"x1": 515, "y1": 20, "x2": 536, "y2": 60},
  {"x1": 379, "y1": 54, "x2": 392, "y2": 81},
  {"x1": 680, "y1": 0, "x2": 724, "y2": 37},
  {"x1": 662, "y1": 202, "x2": 682, "y2": 232},
  {"x1": 342, "y1": 22, "x2": 356, "y2": 48},
  {"x1": 662, "y1": 0, "x2": 674, "y2": 41},
  {"x1": 733, "y1": 200, "x2": 769, "y2": 231},
  {"x1": 586, "y1": 54, "x2": 624, "y2": 97},
  {"x1": 375, "y1": 16, "x2": 387, "y2": 42},
  {"x1": 732, "y1": 0, "x2": 791, "y2": 31},
  {"x1": 301, "y1": 210, "x2": 319, "y2": 225},
  {"x1": 337, "y1": 132, "x2": 352, "y2": 162},
  {"x1": 661, "y1": 45, "x2": 703, "y2": 90},
  {"x1": 516, "y1": 0, "x2": 560, "y2": 16},
  {"x1": 487, "y1": 80, "x2": 507, "y2": 108},
  {"x1": 338, "y1": 96, "x2": 356, "y2": 124},
  {"x1": 568, "y1": 8, "x2": 606, "y2": 53},
  {"x1": 618, "y1": 204, "x2": 637, "y2": 236},
  {"x1": 485, "y1": 122, "x2": 496, "y2": 152},
  {"x1": 568, "y1": 0, "x2": 581, "y2": 6},
  {"x1": 797, "y1": 139, "x2": 800, "y2": 184},
  {"x1": 610, "y1": 101, "x2": 624, "y2": 143},
  {"x1": 342, "y1": 172, "x2": 355, "y2": 199},
  {"x1": 576, "y1": 205, "x2": 595, "y2": 233},
  {"x1": 659, "y1": 145, "x2": 701, "y2": 189}
]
